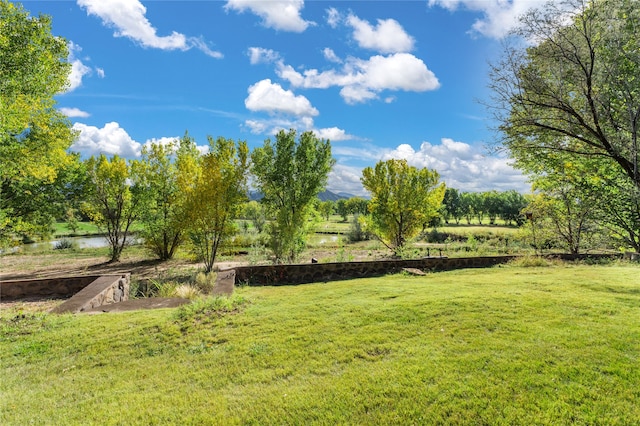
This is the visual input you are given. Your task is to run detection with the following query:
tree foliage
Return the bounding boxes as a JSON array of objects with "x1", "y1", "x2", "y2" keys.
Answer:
[
  {"x1": 184, "y1": 137, "x2": 249, "y2": 273},
  {"x1": 490, "y1": 0, "x2": 640, "y2": 249},
  {"x1": 0, "y1": 1, "x2": 74, "y2": 244},
  {"x1": 251, "y1": 129, "x2": 334, "y2": 263},
  {"x1": 361, "y1": 159, "x2": 445, "y2": 254},
  {"x1": 132, "y1": 133, "x2": 199, "y2": 260},
  {"x1": 84, "y1": 155, "x2": 141, "y2": 262}
]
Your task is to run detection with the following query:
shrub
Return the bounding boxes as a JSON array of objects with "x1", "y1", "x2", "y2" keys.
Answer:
[
  {"x1": 346, "y1": 214, "x2": 370, "y2": 243},
  {"x1": 54, "y1": 238, "x2": 76, "y2": 250},
  {"x1": 194, "y1": 271, "x2": 217, "y2": 294}
]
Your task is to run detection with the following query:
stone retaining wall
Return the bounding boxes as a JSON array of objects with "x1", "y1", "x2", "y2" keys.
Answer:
[
  {"x1": 0, "y1": 274, "x2": 130, "y2": 314},
  {"x1": 1, "y1": 275, "x2": 101, "y2": 300},
  {"x1": 51, "y1": 274, "x2": 130, "y2": 314},
  {"x1": 232, "y1": 253, "x2": 620, "y2": 286},
  {"x1": 233, "y1": 256, "x2": 516, "y2": 286}
]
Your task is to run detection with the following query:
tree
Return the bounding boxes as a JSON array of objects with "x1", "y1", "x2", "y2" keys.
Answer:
[
  {"x1": 460, "y1": 192, "x2": 475, "y2": 225},
  {"x1": 251, "y1": 129, "x2": 334, "y2": 263},
  {"x1": 184, "y1": 137, "x2": 249, "y2": 273},
  {"x1": 489, "y1": 0, "x2": 640, "y2": 248},
  {"x1": 84, "y1": 155, "x2": 141, "y2": 262},
  {"x1": 526, "y1": 181, "x2": 600, "y2": 254},
  {"x1": 500, "y1": 190, "x2": 528, "y2": 226},
  {"x1": 132, "y1": 133, "x2": 198, "y2": 260},
  {"x1": 318, "y1": 200, "x2": 335, "y2": 221},
  {"x1": 0, "y1": 1, "x2": 74, "y2": 244},
  {"x1": 361, "y1": 159, "x2": 445, "y2": 255},
  {"x1": 336, "y1": 199, "x2": 349, "y2": 222},
  {"x1": 345, "y1": 196, "x2": 369, "y2": 216},
  {"x1": 442, "y1": 188, "x2": 462, "y2": 224},
  {"x1": 243, "y1": 200, "x2": 266, "y2": 233},
  {"x1": 469, "y1": 192, "x2": 485, "y2": 225}
]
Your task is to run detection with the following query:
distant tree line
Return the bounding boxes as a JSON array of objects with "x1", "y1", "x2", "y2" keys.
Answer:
[{"x1": 441, "y1": 189, "x2": 528, "y2": 226}]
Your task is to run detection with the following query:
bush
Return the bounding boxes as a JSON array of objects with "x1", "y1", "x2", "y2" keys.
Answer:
[
  {"x1": 194, "y1": 272, "x2": 217, "y2": 294},
  {"x1": 346, "y1": 214, "x2": 370, "y2": 243},
  {"x1": 54, "y1": 238, "x2": 76, "y2": 250}
]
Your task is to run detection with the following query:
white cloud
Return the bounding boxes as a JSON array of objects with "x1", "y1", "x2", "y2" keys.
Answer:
[
  {"x1": 322, "y1": 48, "x2": 341, "y2": 63},
  {"x1": 277, "y1": 53, "x2": 440, "y2": 104},
  {"x1": 65, "y1": 42, "x2": 91, "y2": 93},
  {"x1": 225, "y1": 0, "x2": 313, "y2": 32},
  {"x1": 313, "y1": 127, "x2": 354, "y2": 141},
  {"x1": 59, "y1": 107, "x2": 90, "y2": 118},
  {"x1": 346, "y1": 15, "x2": 415, "y2": 53},
  {"x1": 71, "y1": 122, "x2": 142, "y2": 158},
  {"x1": 248, "y1": 47, "x2": 281, "y2": 65},
  {"x1": 326, "y1": 7, "x2": 341, "y2": 28},
  {"x1": 95, "y1": 67, "x2": 105, "y2": 78},
  {"x1": 327, "y1": 163, "x2": 369, "y2": 197},
  {"x1": 78, "y1": 0, "x2": 222, "y2": 57},
  {"x1": 381, "y1": 138, "x2": 528, "y2": 192},
  {"x1": 245, "y1": 79, "x2": 319, "y2": 117},
  {"x1": 428, "y1": 0, "x2": 548, "y2": 39}
]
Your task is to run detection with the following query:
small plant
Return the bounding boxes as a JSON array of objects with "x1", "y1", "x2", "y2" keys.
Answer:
[
  {"x1": 194, "y1": 271, "x2": 217, "y2": 294},
  {"x1": 173, "y1": 284, "x2": 201, "y2": 300},
  {"x1": 54, "y1": 238, "x2": 76, "y2": 250},
  {"x1": 335, "y1": 247, "x2": 353, "y2": 262}
]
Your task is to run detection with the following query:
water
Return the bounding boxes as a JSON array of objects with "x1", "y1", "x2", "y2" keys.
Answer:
[{"x1": 19, "y1": 235, "x2": 143, "y2": 252}]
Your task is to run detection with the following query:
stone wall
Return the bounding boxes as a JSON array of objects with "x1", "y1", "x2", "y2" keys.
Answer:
[
  {"x1": 1, "y1": 275, "x2": 100, "y2": 300},
  {"x1": 51, "y1": 274, "x2": 130, "y2": 314},
  {"x1": 232, "y1": 253, "x2": 620, "y2": 286},
  {"x1": 0, "y1": 274, "x2": 130, "y2": 314},
  {"x1": 233, "y1": 256, "x2": 517, "y2": 286}
]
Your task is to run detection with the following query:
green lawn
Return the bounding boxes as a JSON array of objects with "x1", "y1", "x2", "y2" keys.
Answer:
[{"x1": 2, "y1": 263, "x2": 639, "y2": 424}]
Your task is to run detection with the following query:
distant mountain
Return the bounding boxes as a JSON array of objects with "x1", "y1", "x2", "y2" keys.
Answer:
[{"x1": 317, "y1": 190, "x2": 347, "y2": 201}]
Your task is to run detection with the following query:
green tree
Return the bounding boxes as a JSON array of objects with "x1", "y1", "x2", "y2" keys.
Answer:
[
  {"x1": 243, "y1": 200, "x2": 266, "y2": 233},
  {"x1": 345, "y1": 196, "x2": 369, "y2": 216},
  {"x1": 132, "y1": 133, "x2": 198, "y2": 260},
  {"x1": 489, "y1": 0, "x2": 640, "y2": 248},
  {"x1": 0, "y1": 1, "x2": 74, "y2": 244},
  {"x1": 84, "y1": 155, "x2": 141, "y2": 262},
  {"x1": 361, "y1": 159, "x2": 445, "y2": 255},
  {"x1": 317, "y1": 200, "x2": 335, "y2": 221},
  {"x1": 251, "y1": 129, "x2": 334, "y2": 263},
  {"x1": 442, "y1": 188, "x2": 462, "y2": 224},
  {"x1": 460, "y1": 192, "x2": 475, "y2": 225},
  {"x1": 185, "y1": 136, "x2": 249, "y2": 273},
  {"x1": 468, "y1": 192, "x2": 485, "y2": 225},
  {"x1": 336, "y1": 199, "x2": 349, "y2": 222},
  {"x1": 500, "y1": 190, "x2": 527, "y2": 226},
  {"x1": 525, "y1": 183, "x2": 601, "y2": 255}
]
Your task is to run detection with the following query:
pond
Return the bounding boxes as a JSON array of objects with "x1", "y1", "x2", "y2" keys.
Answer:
[{"x1": 19, "y1": 235, "x2": 143, "y2": 252}]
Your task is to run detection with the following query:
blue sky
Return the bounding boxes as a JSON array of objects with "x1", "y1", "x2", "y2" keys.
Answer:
[{"x1": 23, "y1": 0, "x2": 547, "y2": 196}]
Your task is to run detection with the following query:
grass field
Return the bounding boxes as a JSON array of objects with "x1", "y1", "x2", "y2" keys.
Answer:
[{"x1": 2, "y1": 263, "x2": 639, "y2": 424}]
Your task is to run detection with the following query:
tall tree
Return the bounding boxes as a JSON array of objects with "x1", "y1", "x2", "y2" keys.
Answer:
[
  {"x1": 361, "y1": 159, "x2": 445, "y2": 255},
  {"x1": 442, "y1": 188, "x2": 462, "y2": 224},
  {"x1": 489, "y1": 0, "x2": 640, "y2": 248},
  {"x1": 185, "y1": 136, "x2": 249, "y2": 273},
  {"x1": 132, "y1": 133, "x2": 198, "y2": 260},
  {"x1": 0, "y1": 1, "x2": 74, "y2": 244},
  {"x1": 251, "y1": 129, "x2": 334, "y2": 263},
  {"x1": 317, "y1": 200, "x2": 335, "y2": 221},
  {"x1": 84, "y1": 155, "x2": 141, "y2": 262}
]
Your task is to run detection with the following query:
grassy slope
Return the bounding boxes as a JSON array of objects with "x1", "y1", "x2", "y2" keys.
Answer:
[{"x1": 2, "y1": 264, "x2": 639, "y2": 424}]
